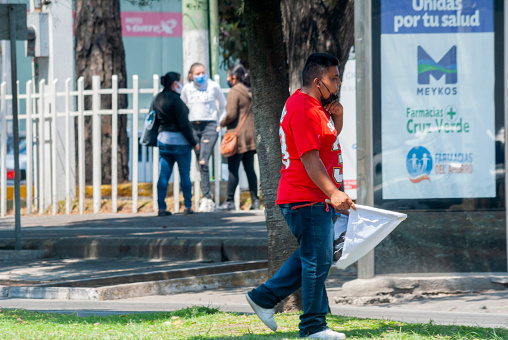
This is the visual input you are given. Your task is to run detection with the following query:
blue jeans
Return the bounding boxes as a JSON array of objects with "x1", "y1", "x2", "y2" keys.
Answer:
[
  {"x1": 157, "y1": 142, "x2": 192, "y2": 210},
  {"x1": 248, "y1": 202, "x2": 334, "y2": 337}
]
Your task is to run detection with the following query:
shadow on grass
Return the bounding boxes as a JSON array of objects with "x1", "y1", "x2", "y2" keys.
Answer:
[{"x1": 1, "y1": 306, "x2": 223, "y2": 326}]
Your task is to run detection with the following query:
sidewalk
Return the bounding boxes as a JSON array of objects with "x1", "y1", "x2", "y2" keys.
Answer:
[
  {"x1": 1, "y1": 283, "x2": 507, "y2": 329},
  {"x1": 0, "y1": 211, "x2": 507, "y2": 329}
]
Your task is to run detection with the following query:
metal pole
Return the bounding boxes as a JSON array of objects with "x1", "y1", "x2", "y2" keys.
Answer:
[
  {"x1": 9, "y1": 5, "x2": 22, "y2": 250},
  {"x1": 355, "y1": 0, "x2": 375, "y2": 278},
  {"x1": 504, "y1": 0, "x2": 508, "y2": 273},
  {"x1": 0, "y1": 82, "x2": 6, "y2": 217}
]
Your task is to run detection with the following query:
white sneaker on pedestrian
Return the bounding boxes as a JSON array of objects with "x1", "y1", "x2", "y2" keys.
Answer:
[
  {"x1": 207, "y1": 198, "x2": 216, "y2": 212},
  {"x1": 307, "y1": 328, "x2": 346, "y2": 339},
  {"x1": 198, "y1": 198, "x2": 208, "y2": 212},
  {"x1": 198, "y1": 198, "x2": 215, "y2": 212},
  {"x1": 245, "y1": 294, "x2": 277, "y2": 331}
]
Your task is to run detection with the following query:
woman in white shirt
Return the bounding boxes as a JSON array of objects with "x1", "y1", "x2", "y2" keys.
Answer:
[{"x1": 181, "y1": 62, "x2": 226, "y2": 212}]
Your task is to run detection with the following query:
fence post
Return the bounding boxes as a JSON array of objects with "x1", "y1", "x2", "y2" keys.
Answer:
[
  {"x1": 174, "y1": 163, "x2": 180, "y2": 213},
  {"x1": 92, "y1": 75, "x2": 101, "y2": 213},
  {"x1": 254, "y1": 153, "x2": 261, "y2": 198},
  {"x1": 192, "y1": 153, "x2": 200, "y2": 210},
  {"x1": 65, "y1": 79, "x2": 71, "y2": 214},
  {"x1": 111, "y1": 75, "x2": 118, "y2": 213},
  {"x1": 38, "y1": 80, "x2": 45, "y2": 214},
  {"x1": 234, "y1": 181, "x2": 240, "y2": 210},
  {"x1": 26, "y1": 81, "x2": 33, "y2": 215},
  {"x1": 0, "y1": 82, "x2": 6, "y2": 217},
  {"x1": 32, "y1": 81, "x2": 38, "y2": 212},
  {"x1": 51, "y1": 79, "x2": 58, "y2": 215},
  {"x1": 141, "y1": 145, "x2": 147, "y2": 182},
  {"x1": 152, "y1": 74, "x2": 159, "y2": 212},
  {"x1": 132, "y1": 75, "x2": 139, "y2": 213},
  {"x1": 214, "y1": 75, "x2": 221, "y2": 208},
  {"x1": 153, "y1": 147, "x2": 159, "y2": 212},
  {"x1": 77, "y1": 77, "x2": 85, "y2": 214},
  {"x1": 214, "y1": 133, "x2": 221, "y2": 208}
]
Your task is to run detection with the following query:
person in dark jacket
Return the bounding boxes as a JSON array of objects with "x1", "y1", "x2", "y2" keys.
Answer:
[
  {"x1": 218, "y1": 64, "x2": 260, "y2": 211},
  {"x1": 155, "y1": 72, "x2": 199, "y2": 216}
]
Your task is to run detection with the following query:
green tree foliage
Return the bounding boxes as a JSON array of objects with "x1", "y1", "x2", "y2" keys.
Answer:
[{"x1": 219, "y1": 0, "x2": 248, "y2": 68}]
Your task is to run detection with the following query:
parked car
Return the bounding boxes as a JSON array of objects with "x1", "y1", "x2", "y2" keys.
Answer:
[{"x1": 4, "y1": 136, "x2": 27, "y2": 184}]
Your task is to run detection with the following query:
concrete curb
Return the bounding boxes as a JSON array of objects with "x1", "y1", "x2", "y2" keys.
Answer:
[
  {"x1": 41, "y1": 261, "x2": 268, "y2": 288},
  {"x1": 0, "y1": 249, "x2": 45, "y2": 260},
  {"x1": 336, "y1": 273, "x2": 508, "y2": 304},
  {"x1": 1, "y1": 269, "x2": 267, "y2": 301}
]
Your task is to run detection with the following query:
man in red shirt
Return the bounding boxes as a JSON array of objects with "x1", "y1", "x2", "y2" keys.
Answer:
[{"x1": 246, "y1": 53, "x2": 355, "y2": 339}]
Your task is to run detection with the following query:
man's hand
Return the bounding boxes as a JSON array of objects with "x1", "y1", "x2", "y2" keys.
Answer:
[
  {"x1": 324, "y1": 100, "x2": 343, "y2": 117},
  {"x1": 194, "y1": 143, "x2": 200, "y2": 152},
  {"x1": 328, "y1": 191, "x2": 356, "y2": 211},
  {"x1": 324, "y1": 100, "x2": 344, "y2": 134}
]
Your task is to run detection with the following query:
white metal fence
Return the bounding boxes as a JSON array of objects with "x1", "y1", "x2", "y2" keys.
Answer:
[{"x1": 0, "y1": 74, "x2": 253, "y2": 216}]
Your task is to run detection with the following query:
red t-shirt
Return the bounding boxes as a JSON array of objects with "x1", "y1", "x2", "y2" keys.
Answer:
[{"x1": 276, "y1": 89, "x2": 343, "y2": 204}]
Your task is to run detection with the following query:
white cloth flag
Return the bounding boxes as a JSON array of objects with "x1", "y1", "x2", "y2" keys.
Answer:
[{"x1": 334, "y1": 204, "x2": 407, "y2": 270}]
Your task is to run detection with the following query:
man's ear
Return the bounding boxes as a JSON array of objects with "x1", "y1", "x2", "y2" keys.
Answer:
[{"x1": 314, "y1": 78, "x2": 321, "y2": 88}]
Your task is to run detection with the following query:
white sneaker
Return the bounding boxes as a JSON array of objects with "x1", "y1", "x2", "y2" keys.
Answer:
[
  {"x1": 307, "y1": 328, "x2": 346, "y2": 339},
  {"x1": 198, "y1": 198, "x2": 209, "y2": 212},
  {"x1": 245, "y1": 294, "x2": 277, "y2": 331},
  {"x1": 207, "y1": 198, "x2": 216, "y2": 212}
]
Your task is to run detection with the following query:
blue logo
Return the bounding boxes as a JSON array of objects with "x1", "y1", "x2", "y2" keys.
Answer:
[
  {"x1": 406, "y1": 146, "x2": 432, "y2": 183},
  {"x1": 418, "y1": 46, "x2": 457, "y2": 85}
]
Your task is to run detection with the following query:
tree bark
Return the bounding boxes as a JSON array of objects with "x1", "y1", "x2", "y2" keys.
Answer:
[
  {"x1": 282, "y1": 0, "x2": 355, "y2": 92},
  {"x1": 244, "y1": 0, "x2": 302, "y2": 312},
  {"x1": 74, "y1": 0, "x2": 130, "y2": 184}
]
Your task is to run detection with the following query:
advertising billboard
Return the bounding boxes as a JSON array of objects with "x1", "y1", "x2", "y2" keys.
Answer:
[{"x1": 380, "y1": 0, "x2": 495, "y2": 199}]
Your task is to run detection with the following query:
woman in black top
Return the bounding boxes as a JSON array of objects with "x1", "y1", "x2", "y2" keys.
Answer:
[{"x1": 155, "y1": 72, "x2": 199, "y2": 216}]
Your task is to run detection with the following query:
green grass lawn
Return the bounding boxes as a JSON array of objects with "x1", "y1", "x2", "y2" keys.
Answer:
[{"x1": 0, "y1": 306, "x2": 506, "y2": 339}]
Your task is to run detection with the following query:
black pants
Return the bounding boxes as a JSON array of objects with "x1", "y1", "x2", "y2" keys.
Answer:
[
  {"x1": 191, "y1": 121, "x2": 218, "y2": 199},
  {"x1": 226, "y1": 150, "x2": 259, "y2": 202}
]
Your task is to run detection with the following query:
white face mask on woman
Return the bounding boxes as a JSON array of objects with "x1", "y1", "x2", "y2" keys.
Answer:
[{"x1": 174, "y1": 82, "x2": 183, "y2": 94}]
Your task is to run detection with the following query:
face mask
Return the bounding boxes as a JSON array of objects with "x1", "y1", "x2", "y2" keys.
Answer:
[
  {"x1": 227, "y1": 80, "x2": 233, "y2": 88},
  {"x1": 193, "y1": 74, "x2": 208, "y2": 86},
  {"x1": 318, "y1": 81, "x2": 338, "y2": 106},
  {"x1": 174, "y1": 82, "x2": 183, "y2": 94}
]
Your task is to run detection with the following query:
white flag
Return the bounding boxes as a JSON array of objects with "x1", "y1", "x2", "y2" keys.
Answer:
[{"x1": 334, "y1": 205, "x2": 407, "y2": 270}]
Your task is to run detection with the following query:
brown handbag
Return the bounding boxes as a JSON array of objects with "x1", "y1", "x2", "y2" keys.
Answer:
[{"x1": 220, "y1": 100, "x2": 253, "y2": 157}]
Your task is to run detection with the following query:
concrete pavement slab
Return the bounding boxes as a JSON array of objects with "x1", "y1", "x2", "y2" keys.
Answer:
[
  {"x1": 1, "y1": 285, "x2": 507, "y2": 329},
  {"x1": 0, "y1": 211, "x2": 267, "y2": 240}
]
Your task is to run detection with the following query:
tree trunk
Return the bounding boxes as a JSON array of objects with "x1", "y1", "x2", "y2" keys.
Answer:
[
  {"x1": 74, "y1": 0, "x2": 130, "y2": 184},
  {"x1": 244, "y1": 0, "x2": 302, "y2": 312},
  {"x1": 282, "y1": 0, "x2": 355, "y2": 92}
]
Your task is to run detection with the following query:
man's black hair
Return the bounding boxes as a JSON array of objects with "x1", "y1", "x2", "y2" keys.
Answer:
[{"x1": 301, "y1": 53, "x2": 339, "y2": 86}]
